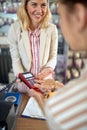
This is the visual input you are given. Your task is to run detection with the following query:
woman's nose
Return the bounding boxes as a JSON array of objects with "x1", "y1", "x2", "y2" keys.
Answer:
[{"x1": 37, "y1": 5, "x2": 42, "y2": 13}]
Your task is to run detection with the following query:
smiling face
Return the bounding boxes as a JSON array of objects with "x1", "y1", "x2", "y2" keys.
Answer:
[
  {"x1": 26, "y1": 0, "x2": 48, "y2": 29},
  {"x1": 58, "y1": 3, "x2": 87, "y2": 51}
]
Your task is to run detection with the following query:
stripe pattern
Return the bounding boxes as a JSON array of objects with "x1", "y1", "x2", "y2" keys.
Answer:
[
  {"x1": 29, "y1": 28, "x2": 40, "y2": 76},
  {"x1": 45, "y1": 73, "x2": 87, "y2": 130}
]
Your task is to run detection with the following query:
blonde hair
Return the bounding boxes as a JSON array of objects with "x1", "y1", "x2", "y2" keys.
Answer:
[{"x1": 17, "y1": 0, "x2": 51, "y2": 30}]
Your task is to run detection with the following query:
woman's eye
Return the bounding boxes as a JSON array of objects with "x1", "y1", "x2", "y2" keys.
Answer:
[
  {"x1": 30, "y1": 3, "x2": 47, "y2": 8},
  {"x1": 41, "y1": 3, "x2": 47, "y2": 8},
  {"x1": 41, "y1": 3, "x2": 47, "y2": 7},
  {"x1": 31, "y1": 3, "x2": 37, "y2": 7}
]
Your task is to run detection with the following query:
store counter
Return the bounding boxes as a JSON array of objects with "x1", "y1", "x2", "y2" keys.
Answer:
[{"x1": 15, "y1": 94, "x2": 49, "y2": 130}]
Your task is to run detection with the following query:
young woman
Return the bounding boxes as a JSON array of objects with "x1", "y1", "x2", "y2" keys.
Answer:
[
  {"x1": 7, "y1": 0, "x2": 58, "y2": 92},
  {"x1": 44, "y1": 0, "x2": 87, "y2": 130}
]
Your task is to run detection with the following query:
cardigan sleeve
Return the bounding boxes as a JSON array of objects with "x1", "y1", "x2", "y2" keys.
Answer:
[
  {"x1": 7, "y1": 22, "x2": 24, "y2": 76},
  {"x1": 45, "y1": 24, "x2": 58, "y2": 69}
]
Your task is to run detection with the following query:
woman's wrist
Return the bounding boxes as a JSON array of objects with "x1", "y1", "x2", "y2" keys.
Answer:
[{"x1": 47, "y1": 67, "x2": 54, "y2": 73}]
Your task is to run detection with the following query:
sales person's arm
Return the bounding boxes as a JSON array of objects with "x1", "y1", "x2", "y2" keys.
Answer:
[
  {"x1": 37, "y1": 24, "x2": 58, "y2": 80},
  {"x1": 7, "y1": 22, "x2": 24, "y2": 76}
]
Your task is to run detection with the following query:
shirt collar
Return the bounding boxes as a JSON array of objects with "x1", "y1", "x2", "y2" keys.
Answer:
[{"x1": 29, "y1": 27, "x2": 40, "y2": 37}]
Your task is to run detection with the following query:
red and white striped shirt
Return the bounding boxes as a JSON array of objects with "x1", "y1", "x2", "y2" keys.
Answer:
[
  {"x1": 29, "y1": 28, "x2": 40, "y2": 76},
  {"x1": 45, "y1": 69, "x2": 87, "y2": 130}
]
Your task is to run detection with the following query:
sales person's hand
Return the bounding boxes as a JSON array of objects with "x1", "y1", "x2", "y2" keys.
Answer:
[{"x1": 36, "y1": 67, "x2": 54, "y2": 80}]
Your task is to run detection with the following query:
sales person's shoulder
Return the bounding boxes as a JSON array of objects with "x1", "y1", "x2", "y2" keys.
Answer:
[
  {"x1": 46, "y1": 23, "x2": 57, "y2": 32},
  {"x1": 44, "y1": 23, "x2": 57, "y2": 35},
  {"x1": 48, "y1": 23, "x2": 57, "y2": 28},
  {"x1": 8, "y1": 21, "x2": 23, "y2": 38},
  {"x1": 10, "y1": 20, "x2": 22, "y2": 32}
]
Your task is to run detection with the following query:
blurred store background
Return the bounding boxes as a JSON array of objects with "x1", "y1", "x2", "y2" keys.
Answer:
[{"x1": 0, "y1": 0, "x2": 87, "y2": 85}]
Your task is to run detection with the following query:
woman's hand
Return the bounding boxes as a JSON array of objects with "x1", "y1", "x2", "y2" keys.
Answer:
[
  {"x1": 34, "y1": 79, "x2": 64, "y2": 94},
  {"x1": 16, "y1": 78, "x2": 30, "y2": 93},
  {"x1": 27, "y1": 89, "x2": 45, "y2": 108},
  {"x1": 36, "y1": 67, "x2": 54, "y2": 80},
  {"x1": 16, "y1": 79, "x2": 45, "y2": 110}
]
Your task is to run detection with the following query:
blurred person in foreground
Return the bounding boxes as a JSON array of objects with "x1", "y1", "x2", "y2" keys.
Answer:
[
  {"x1": 31, "y1": 0, "x2": 87, "y2": 130},
  {"x1": 7, "y1": 0, "x2": 58, "y2": 93}
]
